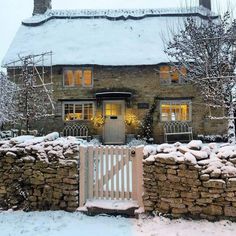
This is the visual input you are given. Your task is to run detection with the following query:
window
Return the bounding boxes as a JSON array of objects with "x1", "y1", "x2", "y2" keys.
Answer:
[
  {"x1": 64, "y1": 68, "x2": 93, "y2": 87},
  {"x1": 105, "y1": 103, "x2": 122, "y2": 116},
  {"x1": 160, "y1": 100, "x2": 191, "y2": 121},
  {"x1": 63, "y1": 102, "x2": 94, "y2": 121},
  {"x1": 160, "y1": 65, "x2": 186, "y2": 84}
]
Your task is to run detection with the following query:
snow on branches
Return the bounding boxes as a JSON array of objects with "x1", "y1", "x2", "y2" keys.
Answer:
[
  {"x1": 165, "y1": 12, "x2": 236, "y2": 143},
  {"x1": 16, "y1": 54, "x2": 54, "y2": 133},
  {"x1": 5, "y1": 52, "x2": 54, "y2": 133},
  {"x1": 0, "y1": 72, "x2": 17, "y2": 128}
]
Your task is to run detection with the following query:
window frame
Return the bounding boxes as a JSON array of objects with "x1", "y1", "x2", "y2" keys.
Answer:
[
  {"x1": 104, "y1": 103, "x2": 122, "y2": 116},
  {"x1": 63, "y1": 67, "x2": 93, "y2": 88},
  {"x1": 62, "y1": 101, "x2": 95, "y2": 121},
  {"x1": 159, "y1": 65, "x2": 186, "y2": 85},
  {"x1": 160, "y1": 100, "x2": 192, "y2": 122}
]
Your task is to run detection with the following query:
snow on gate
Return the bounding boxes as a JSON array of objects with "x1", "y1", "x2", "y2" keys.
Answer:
[{"x1": 79, "y1": 145, "x2": 143, "y2": 207}]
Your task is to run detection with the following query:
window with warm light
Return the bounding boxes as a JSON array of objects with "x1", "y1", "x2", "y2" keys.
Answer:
[
  {"x1": 63, "y1": 102, "x2": 94, "y2": 121},
  {"x1": 63, "y1": 68, "x2": 93, "y2": 87},
  {"x1": 160, "y1": 100, "x2": 191, "y2": 121},
  {"x1": 105, "y1": 103, "x2": 122, "y2": 116},
  {"x1": 159, "y1": 65, "x2": 187, "y2": 84}
]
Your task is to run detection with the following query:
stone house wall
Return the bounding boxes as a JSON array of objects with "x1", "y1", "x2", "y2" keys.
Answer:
[
  {"x1": 17, "y1": 65, "x2": 227, "y2": 143},
  {"x1": 0, "y1": 136, "x2": 79, "y2": 212},
  {"x1": 143, "y1": 142, "x2": 236, "y2": 220}
]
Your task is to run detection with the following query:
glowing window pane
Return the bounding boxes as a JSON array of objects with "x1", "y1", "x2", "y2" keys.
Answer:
[
  {"x1": 181, "y1": 67, "x2": 187, "y2": 76},
  {"x1": 106, "y1": 104, "x2": 111, "y2": 110},
  {"x1": 84, "y1": 104, "x2": 93, "y2": 120},
  {"x1": 64, "y1": 70, "x2": 74, "y2": 86},
  {"x1": 64, "y1": 104, "x2": 74, "y2": 121},
  {"x1": 160, "y1": 66, "x2": 187, "y2": 84},
  {"x1": 64, "y1": 103, "x2": 93, "y2": 121},
  {"x1": 180, "y1": 104, "x2": 189, "y2": 120},
  {"x1": 105, "y1": 103, "x2": 122, "y2": 116},
  {"x1": 106, "y1": 110, "x2": 112, "y2": 116},
  {"x1": 84, "y1": 70, "x2": 92, "y2": 86},
  {"x1": 161, "y1": 102, "x2": 190, "y2": 121},
  {"x1": 74, "y1": 70, "x2": 82, "y2": 86},
  {"x1": 160, "y1": 66, "x2": 170, "y2": 80},
  {"x1": 170, "y1": 67, "x2": 179, "y2": 83},
  {"x1": 113, "y1": 104, "x2": 121, "y2": 116},
  {"x1": 74, "y1": 104, "x2": 83, "y2": 120},
  {"x1": 161, "y1": 104, "x2": 171, "y2": 121}
]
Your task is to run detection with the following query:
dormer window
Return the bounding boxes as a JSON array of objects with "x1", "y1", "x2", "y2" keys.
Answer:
[{"x1": 63, "y1": 68, "x2": 93, "y2": 87}]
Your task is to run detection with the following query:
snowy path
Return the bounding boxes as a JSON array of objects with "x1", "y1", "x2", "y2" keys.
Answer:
[
  {"x1": 0, "y1": 211, "x2": 236, "y2": 236},
  {"x1": 0, "y1": 211, "x2": 133, "y2": 236}
]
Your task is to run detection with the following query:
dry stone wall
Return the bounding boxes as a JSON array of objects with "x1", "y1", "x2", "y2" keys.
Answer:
[
  {"x1": 143, "y1": 141, "x2": 236, "y2": 220},
  {"x1": 0, "y1": 133, "x2": 80, "y2": 212}
]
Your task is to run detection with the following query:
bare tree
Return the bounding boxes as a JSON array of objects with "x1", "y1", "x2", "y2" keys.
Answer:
[
  {"x1": 165, "y1": 11, "x2": 236, "y2": 143},
  {"x1": 0, "y1": 72, "x2": 17, "y2": 129}
]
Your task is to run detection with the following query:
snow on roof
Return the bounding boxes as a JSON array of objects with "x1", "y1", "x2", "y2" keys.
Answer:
[
  {"x1": 22, "y1": 7, "x2": 216, "y2": 25},
  {"x1": 2, "y1": 7, "x2": 218, "y2": 67}
]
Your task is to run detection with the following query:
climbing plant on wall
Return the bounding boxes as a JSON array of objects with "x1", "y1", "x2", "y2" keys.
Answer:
[{"x1": 139, "y1": 96, "x2": 158, "y2": 143}]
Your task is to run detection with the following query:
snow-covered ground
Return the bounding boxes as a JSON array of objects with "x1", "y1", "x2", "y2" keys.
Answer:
[{"x1": 0, "y1": 211, "x2": 236, "y2": 236}]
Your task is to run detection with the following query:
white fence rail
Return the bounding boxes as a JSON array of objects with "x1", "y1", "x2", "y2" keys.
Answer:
[{"x1": 79, "y1": 145, "x2": 143, "y2": 207}]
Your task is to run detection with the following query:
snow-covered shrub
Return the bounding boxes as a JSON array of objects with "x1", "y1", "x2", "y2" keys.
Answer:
[
  {"x1": 88, "y1": 138, "x2": 102, "y2": 146},
  {"x1": 127, "y1": 138, "x2": 147, "y2": 147},
  {"x1": 197, "y1": 134, "x2": 228, "y2": 143}
]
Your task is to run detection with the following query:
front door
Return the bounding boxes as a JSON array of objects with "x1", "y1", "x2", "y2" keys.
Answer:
[{"x1": 103, "y1": 100, "x2": 125, "y2": 144}]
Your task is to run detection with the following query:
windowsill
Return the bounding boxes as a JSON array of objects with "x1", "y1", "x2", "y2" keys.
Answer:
[
  {"x1": 160, "y1": 120, "x2": 192, "y2": 123},
  {"x1": 64, "y1": 120, "x2": 92, "y2": 122},
  {"x1": 160, "y1": 82, "x2": 187, "y2": 86},
  {"x1": 62, "y1": 86, "x2": 93, "y2": 89}
]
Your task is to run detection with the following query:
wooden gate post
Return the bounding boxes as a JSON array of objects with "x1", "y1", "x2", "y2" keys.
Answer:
[
  {"x1": 132, "y1": 146, "x2": 144, "y2": 207},
  {"x1": 79, "y1": 145, "x2": 88, "y2": 207}
]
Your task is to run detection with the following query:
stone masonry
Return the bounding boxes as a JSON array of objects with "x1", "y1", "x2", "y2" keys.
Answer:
[
  {"x1": 143, "y1": 141, "x2": 236, "y2": 220},
  {"x1": 0, "y1": 134, "x2": 79, "y2": 212},
  {"x1": 36, "y1": 65, "x2": 227, "y2": 143}
]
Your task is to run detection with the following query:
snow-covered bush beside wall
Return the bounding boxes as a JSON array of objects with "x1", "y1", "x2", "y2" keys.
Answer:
[
  {"x1": 197, "y1": 134, "x2": 228, "y2": 143},
  {"x1": 0, "y1": 133, "x2": 80, "y2": 211},
  {"x1": 143, "y1": 140, "x2": 236, "y2": 220}
]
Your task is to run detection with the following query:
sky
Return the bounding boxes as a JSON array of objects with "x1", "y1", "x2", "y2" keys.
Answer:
[{"x1": 0, "y1": 0, "x2": 235, "y2": 70}]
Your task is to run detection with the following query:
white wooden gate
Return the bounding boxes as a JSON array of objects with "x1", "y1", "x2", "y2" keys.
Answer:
[{"x1": 79, "y1": 145, "x2": 143, "y2": 207}]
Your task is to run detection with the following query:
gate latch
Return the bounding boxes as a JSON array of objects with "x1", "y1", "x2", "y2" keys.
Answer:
[{"x1": 131, "y1": 149, "x2": 136, "y2": 157}]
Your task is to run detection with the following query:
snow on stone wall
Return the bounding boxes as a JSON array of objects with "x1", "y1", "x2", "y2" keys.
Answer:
[
  {"x1": 143, "y1": 141, "x2": 236, "y2": 220},
  {"x1": 0, "y1": 134, "x2": 80, "y2": 212}
]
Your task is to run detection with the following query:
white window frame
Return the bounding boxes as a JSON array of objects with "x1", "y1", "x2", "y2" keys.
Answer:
[
  {"x1": 160, "y1": 100, "x2": 192, "y2": 122},
  {"x1": 63, "y1": 101, "x2": 95, "y2": 121},
  {"x1": 63, "y1": 68, "x2": 93, "y2": 88}
]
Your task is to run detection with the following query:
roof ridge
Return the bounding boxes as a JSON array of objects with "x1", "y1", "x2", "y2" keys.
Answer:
[{"x1": 22, "y1": 6, "x2": 218, "y2": 26}]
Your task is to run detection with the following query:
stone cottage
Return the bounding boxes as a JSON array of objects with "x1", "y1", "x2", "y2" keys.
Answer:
[{"x1": 2, "y1": 0, "x2": 227, "y2": 144}]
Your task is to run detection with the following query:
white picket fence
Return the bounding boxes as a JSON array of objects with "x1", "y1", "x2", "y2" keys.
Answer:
[{"x1": 79, "y1": 145, "x2": 143, "y2": 207}]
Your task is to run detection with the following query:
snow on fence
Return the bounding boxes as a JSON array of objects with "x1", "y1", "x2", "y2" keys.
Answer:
[{"x1": 79, "y1": 145, "x2": 143, "y2": 207}]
